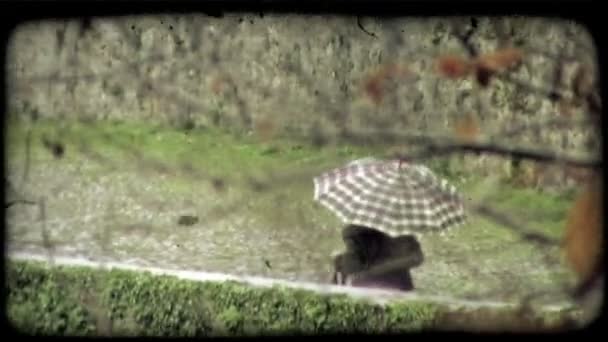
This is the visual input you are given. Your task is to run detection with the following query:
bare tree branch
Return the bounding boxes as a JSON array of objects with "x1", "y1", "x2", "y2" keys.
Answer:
[
  {"x1": 38, "y1": 197, "x2": 55, "y2": 266},
  {"x1": 497, "y1": 73, "x2": 567, "y2": 103},
  {"x1": 5, "y1": 199, "x2": 37, "y2": 209},
  {"x1": 284, "y1": 126, "x2": 601, "y2": 170},
  {"x1": 357, "y1": 16, "x2": 377, "y2": 39},
  {"x1": 452, "y1": 17, "x2": 479, "y2": 57},
  {"x1": 494, "y1": 116, "x2": 595, "y2": 141},
  {"x1": 471, "y1": 204, "x2": 560, "y2": 247},
  {"x1": 21, "y1": 128, "x2": 32, "y2": 185}
]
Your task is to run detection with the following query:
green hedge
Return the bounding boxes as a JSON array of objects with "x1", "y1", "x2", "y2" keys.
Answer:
[
  {"x1": 6, "y1": 260, "x2": 584, "y2": 336},
  {"x1": 5, "y1": 260, "x2": 439, "y2": 336}
]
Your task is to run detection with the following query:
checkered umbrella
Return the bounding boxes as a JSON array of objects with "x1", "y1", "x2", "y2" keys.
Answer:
[{"x1": 313, "y1": 158, "x2": 467, "y2": 236}]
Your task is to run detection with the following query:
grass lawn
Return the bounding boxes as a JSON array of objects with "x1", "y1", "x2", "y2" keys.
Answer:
[{"x1": 5, "y1": 116, "x2": 580, "y2": 305}]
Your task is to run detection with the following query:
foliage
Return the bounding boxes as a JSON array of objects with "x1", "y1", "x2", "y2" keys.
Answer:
[
  {"x1": 6, "y1": 260, "x2": 585, "y2": 335},
  {"x1": 6, "y1": 260, "x2": 440, "y2": 336}
]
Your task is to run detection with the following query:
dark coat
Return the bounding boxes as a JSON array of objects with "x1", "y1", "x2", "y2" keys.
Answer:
[{"x1": 331, "y1": 225, "x2": 424, "y2": 291}]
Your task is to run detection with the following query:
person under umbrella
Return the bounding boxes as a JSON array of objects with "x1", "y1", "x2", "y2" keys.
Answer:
[
  {"x1": 315, "y1": 157, "x2": 467, "y2": 290},
  {"x1": 331, "y1": 224, "x2": 424, "y2": 291}
]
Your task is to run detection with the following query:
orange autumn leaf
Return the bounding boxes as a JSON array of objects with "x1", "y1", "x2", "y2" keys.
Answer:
[
  {"x1": 436, "y1": 55, "x2": 472, "y2": 79},
  {"x1": 363, "y1": 63, "x2": 410, "y2": 105},
  {"x1": 210, "y1": 75, "x2": 232, "y2": 95},
  {"x1": 454, "y1": 113, "x2": 480, "y2": 142},
  {"x1": 562, "y1": 177, "x2": 603, "y2": 284},
  {"x1": 363, "y1": 76, "x2": 384, "y2": 105},
  {"x1": 254, "y1": 117, "x2": 276, "y2": 142},
  {"x1": 475, "y1": 47, "x2": 524, "y2": 74},
  {"x1": 557, "y1": 100, "x2": 575, "y2": 117}
]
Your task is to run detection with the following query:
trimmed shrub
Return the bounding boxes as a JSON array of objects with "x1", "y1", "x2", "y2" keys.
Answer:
[{"x1": 5, "y1": 260, "x2": 437, "y2": 336}]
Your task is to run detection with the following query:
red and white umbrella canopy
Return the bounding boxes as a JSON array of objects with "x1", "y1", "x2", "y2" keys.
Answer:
[{"x1": 313, "y1": 158, "x2": 467, "y2": 236}]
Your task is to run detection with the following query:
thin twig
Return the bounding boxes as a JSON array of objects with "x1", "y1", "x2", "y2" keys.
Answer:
[
  {"x1": 453, "y1": 17, "x2": 479, "y2": 57},
  {"x1": 5, "y1": 199, "x2": 37, "y2": 209},
  {"x1": 394, "y1": 138, "x2": 601, "y2": 170},
  {"x1": 285, "y1": 126, "x2": 601, "y2": 170},
  {"x1": 5, "y1": 177, "x2": 36, "y2": 208},
  {"x1": 495, "y1": 116, "x2": 595, "y2": 141},
  {"x1": 471, "y1": 204, "x2": 560, "y2": 247},
  {"x1": 21, "y1": 128, "x2": 32, "y2": 186},
  {"x1": 497, "y1": 73, "x2": 568, "y2": 103},
  {"x1": 38, "y1": 197, "x2": 55, "y2": 266},
  {"x1": 357, "y1": 16, "x2": 377, "y2": 39}
]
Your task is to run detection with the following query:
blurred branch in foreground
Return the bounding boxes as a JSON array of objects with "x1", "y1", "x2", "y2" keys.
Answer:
[{"x1": 286, "y1": 126, "x2": 601, "y2": 170}]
